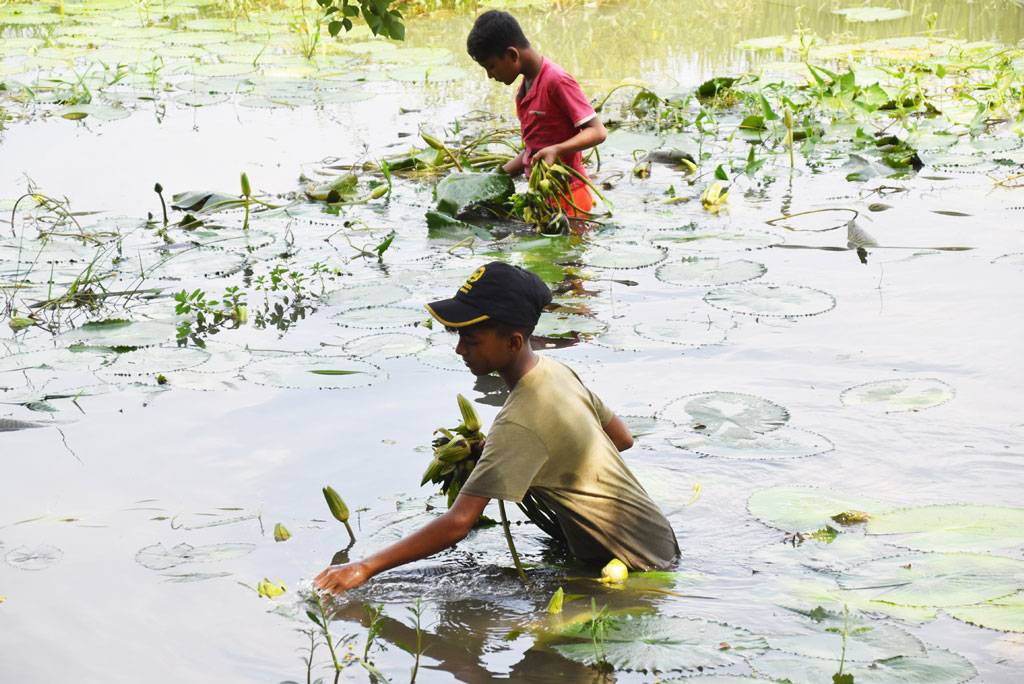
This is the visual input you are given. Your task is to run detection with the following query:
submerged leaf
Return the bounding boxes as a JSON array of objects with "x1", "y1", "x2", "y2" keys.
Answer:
[
  {"x1": 135, "y1": 542, "x2": 255, "y2": 570},
  {"x1": 435, "y1": 172, "x2": 514, "y2": 216}
]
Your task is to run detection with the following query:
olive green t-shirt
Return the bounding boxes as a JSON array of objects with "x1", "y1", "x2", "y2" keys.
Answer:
[{"x1": 460, "y1": 355, "x2": 679, "y2": 570}]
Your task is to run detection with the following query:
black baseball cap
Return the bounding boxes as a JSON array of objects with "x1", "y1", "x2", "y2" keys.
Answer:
[{"x1": 425, "y1": 262, "x2": 552, "y2": 328}]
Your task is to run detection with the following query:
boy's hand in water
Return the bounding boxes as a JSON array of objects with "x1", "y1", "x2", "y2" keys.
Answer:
[{"x1": 315, "y1": 561, "x2": 371, "y2": 594}]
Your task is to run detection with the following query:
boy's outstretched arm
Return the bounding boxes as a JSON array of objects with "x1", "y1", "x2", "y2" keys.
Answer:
[
  {"x1": 531, "y1": 117, "x2": 608, "y2": 168},
  {"x1": 314, "y1": 493, "x2": 490, "y2": 594},
  {"x1": 603, "y1": 413, "x2": 634, "y2": 452}
]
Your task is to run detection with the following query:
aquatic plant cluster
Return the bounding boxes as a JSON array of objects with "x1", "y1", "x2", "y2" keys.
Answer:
[{"x1": 2, "y1": 1, "x2": 1023, "y2": 683}]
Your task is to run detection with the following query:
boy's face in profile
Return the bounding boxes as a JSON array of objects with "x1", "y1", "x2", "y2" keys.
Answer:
[
  {"x1": 477, "y1": 48, "x2": 520, "y2": 86},
  {"x1": 455, "y1": 326, "x2": 518, "y2": 376}
]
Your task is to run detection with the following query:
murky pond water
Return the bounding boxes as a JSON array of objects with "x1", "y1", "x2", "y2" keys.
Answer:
[{"x1": 2, "y1": 1, "x2": 1024, "y2": 682}]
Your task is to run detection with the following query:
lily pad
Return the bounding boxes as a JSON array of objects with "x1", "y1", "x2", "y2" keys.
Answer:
[
  {"x1": 0, "y1": 347, "x2": 112, "y2": 372},
  {"x1": 651, "y1": 229, "x2": 780, "y2": 252},
  {"x1": 767, "y1": 614, "x2": 924, "y2": 662},
  {"x1": 58, "y1": 319, "x2": 178, "y2": 348},
  {"x1": 330, "y1": 306, "x2": 428, "y2": 329},
  {"x1": 866, "y1": 504, "x2": 1024, "y2": 553},
  {"x1": 435, "y1": 172, "x2": 514, "y2": 216},
  {"x1": 583, "y1": 243, "x2": 667, "y2": 269},
  {"x1": 242, "y1": 355, "x2": 384, "y2": 389},
  {"x1": 324, "y1": 283, "x2": 411, "y2": 309},
  {"x1": 134, "y1": 542, "x2": 255, "y2": 570},
  {"x1": 660, "y1": 391, "x2": 789, "y2": 439},
  {"x1": 748, "y1": 485, "x2": 888, "y2": 531},
  {"x1": 946, "y1": 590, "x2": 1024, "y2": 632},
  {"x1": 840, "y1": 378, "x2": 954, "y2": 412},
  {"x1": 415, "y1": 340, "x2": 466, "y2": 372},
  {"x1": 704, "y1": 283, "x2": 836, "y2": 317},
  {"x1": 5, "y1": 544, "x2": 63, "y2": 571},
  {"x1": 342, "y1": 332, "x2": 428, "y2": 358},
  {"x1": 533, "y1": 312, "x2": 608, "y2": 338},
  {"x1": 837, "y1": 552, "x2": 1024, "y2": 607},
  {"x1": 56, "y1": 104, "x2": 132, "y2": 121},
  {"x1": 634, "y1": 319, "x2": 727, "y2": 347},
  {"x1": 100, "y1": 346, "x2": 210, "y2": 376},
  {"x1": 553, "y1": 614, "x2": 768, "y2": 672},
  {"x1": 751, "y1": 647, "x2": 975, "y2": 684},
  {"x1": 656, "y1": 257, "x2": 766, "y2": 286},
  {"x1": 670, "y1": 426, "x2": 833, "y2": 459}
]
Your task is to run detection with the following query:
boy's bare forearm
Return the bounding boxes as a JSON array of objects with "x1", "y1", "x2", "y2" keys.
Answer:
[
  {"x1": 314, "y1": 493, "x2": 489, "y2": 593},
  {"x1": 503, "y1": 149, "x2": 526, "y2": 176},
  {"x1": 532, "y1": 118, "x2": 607, "y2": 166}
]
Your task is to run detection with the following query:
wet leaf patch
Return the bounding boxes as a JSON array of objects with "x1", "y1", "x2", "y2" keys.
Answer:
[{"x1": 840, "y1": 378, "x2": 955, "y2": 412}]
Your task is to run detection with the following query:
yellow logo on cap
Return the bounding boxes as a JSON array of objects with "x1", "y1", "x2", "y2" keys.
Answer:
[{"x1": 459, "y1": 265, "x2": 486, "y2": 294}]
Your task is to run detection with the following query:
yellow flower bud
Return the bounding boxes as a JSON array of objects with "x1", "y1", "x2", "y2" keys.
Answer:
[{"x1": 600, "y1": 558, "x2": 628, "y2": 584}]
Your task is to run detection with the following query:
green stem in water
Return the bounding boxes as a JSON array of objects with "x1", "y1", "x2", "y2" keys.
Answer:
[{"x1": 499, "y1": 500, "x2": 528, "y2": 584}]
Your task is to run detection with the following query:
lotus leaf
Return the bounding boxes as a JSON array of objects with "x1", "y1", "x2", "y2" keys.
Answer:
[
  {"x1": 866, "y1": 504, "x2": 1024, "y2": 553},
  {"x1": 767, "y1": 614, "x2": 925, "y2": 662},
  {"x1": 343, "y1": 332, "x2": 429, "y2": 358},
  {"x1": 242, "y1": 356, "x2": 383, "y2": 390},
  {"x1": 661, "y1": 391, "x2": 789, "y2": 439},
  {"x1": 705, "y1": 283, "x2": 836, "y2": 317},
  {"x1": 946, "y1": 590, "x2": 1024, "y2": 632},
  {"x1": 434, "y1": 173, "x2": 514, "y2": 217},
  {"x1": 331, "y1": 306, "x2": 428, "y2": 329},
  {"x1": 135, "y1": 542, "x2": 255, "y2": 570},
  {"x1": 840, "y1": 378, "x2": 954, "y2": 412},
  {"x1": 100, "y1": 346, "x2": 210, "y2": 376},
  {"x1": 748, "y1": 485, "x2": 887, "y2": 531},
  {"x1": 670, "y1": 426, "x2": 833, "y2": 459},
  {"x1": 533, "y1": 313, "x2": 608, "y2": 338},
  {"x1": 554, "y1": 614, "x2": 767, "y2": 672},
  {"x1": 656, "y1": 258, "x2": 766, "y2": 286},
  {"x1": 750, "y1": 647, "x2": 975, "y2": 684},
  {"x1": 634, "y1": 320, "x2": 727, "y2": 347},
  {"x1": 5, "y1": 544, "x2": 63, "y2": 571},
  {"x1": 583, "y1": 243, "x2": 667, "y2": 269},
  {"x1": 324, "y1": 283, "x2": 411, "y2": 309},
  {"x1": 838, "y1": 552, "x2": 1024, "y2": 607}
]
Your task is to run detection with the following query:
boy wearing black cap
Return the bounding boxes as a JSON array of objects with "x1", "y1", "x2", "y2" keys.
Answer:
[{"x1": 315, "y1": 263, "x2": 678, "y2": 594}]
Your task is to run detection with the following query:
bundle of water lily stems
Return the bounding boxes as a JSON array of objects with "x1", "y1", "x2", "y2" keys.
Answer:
[{"x1": 422, "y1": 394, "x2": 567, "y2": 582}]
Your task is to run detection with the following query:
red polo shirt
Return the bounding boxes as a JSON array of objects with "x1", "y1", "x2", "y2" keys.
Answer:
[{"x1": 516, "y1": 58, "x2": 596, "y2": 188}]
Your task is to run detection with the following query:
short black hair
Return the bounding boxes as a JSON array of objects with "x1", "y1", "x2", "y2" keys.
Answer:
[
  {"x1": 466, "y1": 10, "x2": 529, "y2": 63},
  {"x1": 446, "y1": 317, "x2": 535, "y2": 340}
]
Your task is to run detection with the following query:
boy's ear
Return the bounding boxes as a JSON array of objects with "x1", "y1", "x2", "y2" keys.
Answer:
[
  {"x1": 506, "y1": 330, "x2": 525, "y2": 352},
  {"x1": 504, "y1": 46, "x2": 520, "y2": 63}
]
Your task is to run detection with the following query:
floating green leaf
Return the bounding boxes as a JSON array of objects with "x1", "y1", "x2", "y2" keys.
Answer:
[
  {"x1": 324, "y1": 283, "x2": 411, "y2": 309},
  {"x1": 583, "y1": 243, "x2": 667, "y2": 269},
  {"x1": 670, "y1": 426, "x2": 833, "y2": 459},
  {"x1": 243, "y1": 356, "x2": 383, "y2": 389},
  {"x1": 705, "y1": 283, "x2": 836, "y2": 317},
  {"x1": 434, "y1": 172, "x2": 514, "y2": 216},
  {"x1": 5, "y1": 544, "x2": 63, "y2": 571},
  {"x1": 533, "y1": 313, "x2": 608, "y2": 338},
  {"x1": 553, "y1": 614, "x2": 768, "y2": 672},
  {"x1": 748, "y1": 485, "x2": 888, "y2": 531},
  {"x1": 946, "y1": 590, "x2": 1024, "y2": 632},
  {"x1": 840, "y1": 378, "x2": 955, "y2": 413},
  {"x1": 838, "y1": 552, "x2": 1024, "y2": 607},
  {"x1": 343, "y1": 332, "x2": 428, "y2": 358},
  {"x1": 750, "y1": 646, "x2": 975, "y2": 684},
  {"x1": 134, "y1": 542, "x2": 255, "y2": 570},
  {"x1": 767, "y1": 614, "x2": 925, "y2": 662},
  {"x1": 866, "y1": 504, "x2": 1024, "y2": 553},
  {"x1": 331, "y1": 306, "x2": 428, "y2": 329},
  {"x1": 661, "y1": 391, "x2": 790, "y2": 439},
  {"x1": 656, "y1": 257, "x2": 766, "y2": 286},
  {"x1": 633, "y1": 319, "x2": 727, "y2": 347}
]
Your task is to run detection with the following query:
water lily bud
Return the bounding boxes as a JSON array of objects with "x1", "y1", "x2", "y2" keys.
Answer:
[
  {"x1": 784, "y1": 108, "x2": 794, "y2": 130},
  {"x1": 273, "y1": 522, "x2": 291, "y2": 542},
  {"x1": 369, "y1": 184, "x2": 388, "y2": 200},
  {"x1": 435, "y1": 437, "x2": 471, "y2": 464},
  {"x1": 154, "y1": 182, "x2": 163, "y2": 193},
  {"x1": 457, "y1": 394, "x2": 482, "y2": 433},
  {"x1": 240, "y1": 172, "x2": 251, "y2": 197},
  {"x1": 421, "y1": 132, "x2": 445, "y2": 150},
  {"x1": 322, "y1": 486, "x2": 350, "y2": 523},
  {"x1": 547, "y1": 587, "x2": 564, "y2": 614},
  {"x1": 600, "y1": 558, "x2": 628, "y2": 584}
]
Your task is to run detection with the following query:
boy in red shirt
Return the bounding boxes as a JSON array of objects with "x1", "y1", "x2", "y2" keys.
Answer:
[{"x1": 466, "y1": 10, "x2": 607, "y2": 220}]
